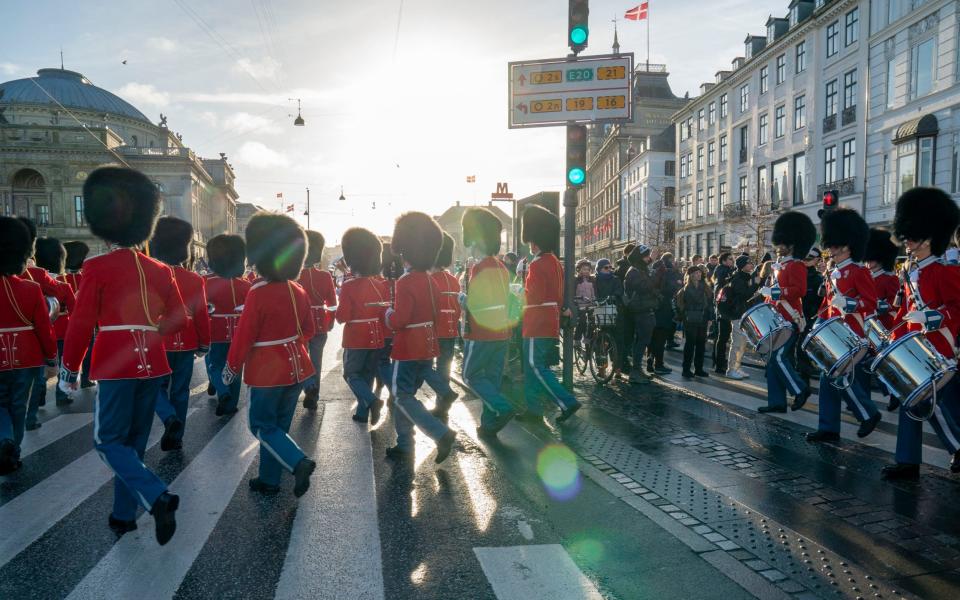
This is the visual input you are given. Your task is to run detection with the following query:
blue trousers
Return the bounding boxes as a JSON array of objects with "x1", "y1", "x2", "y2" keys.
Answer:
[
  {"x1": 0, "y1": 368, "x2": 33, "y2": 456},
  {"x1": 390, "y1": 360, "x2": 450, "y2": 451},
  {"x1": 463, "y1": 339, "x2": 514, "y2": 430},
  {"x1": 894, "y1": 378, "x2": 960, "y2": 464},
  {"x1": 248, "y1": 384, "x2": 307, "y2": 486},
  {"x1": 424, "y1": 338, "x2": 456, "y2": 408},
  {"x1": 155, "y1": 351, "x2": 196, "y2": 439},
  {"x1": 205, "y1": 342, "x2": 240, "y2": 411},
  {"x1": 817, "y1": 361, "x2": 879, "y2": 433},
  {"x1": 523, "y1": 337, "x2": 577, "y2": 416},
  {"x1": 765, "y1": 331, "x2": 806, "y2": 409},
  {"x1": 55, "y1": 339, "x2": 68, "y2": 402},
  {"x1": 376, "y1": 339, "x2": 393, "y2": 393},
  {"x1": 95, "y1": 379, "x2": 168, "y2": 521},
  {"x1": 303, "y1": 333, "x2": 328, "y2": 392},
  {"x1": 631, "y1": 311, "x2": 655, "y2": 368},
  {"x1": 343, "y1": 348, "x2": 380, "y2": 418}
]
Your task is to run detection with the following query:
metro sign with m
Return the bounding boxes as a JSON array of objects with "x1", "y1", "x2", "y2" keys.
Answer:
[{"x1": 491, "y1": 182, "x2": 514, "y2": 200}]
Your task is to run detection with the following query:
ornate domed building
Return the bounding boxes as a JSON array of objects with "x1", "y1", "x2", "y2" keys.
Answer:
[{"x1": 0, "y1": 68, "x2": 238, "y2": 257}]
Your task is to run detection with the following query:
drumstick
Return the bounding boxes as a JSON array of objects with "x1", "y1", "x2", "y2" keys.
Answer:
[
  {"x1": 440, "y1": 291, "x2": 459, "y2": 296},
  {"x1": 364, "y1": 301, "x2": 393, "y2": 307}
]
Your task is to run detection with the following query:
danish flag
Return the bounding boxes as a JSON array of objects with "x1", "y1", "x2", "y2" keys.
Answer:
[{"x1": 625, "y1": 2, "x2": 649, "y2": 20}]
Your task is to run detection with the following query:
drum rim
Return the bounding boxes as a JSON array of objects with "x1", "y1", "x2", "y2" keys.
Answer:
[
  {"x1": 824, "y1": 344, "x2": 869, "y2": 379},
  {"x1": 870, "y1": 330, "x2": 925, "y2": 371},
  {"x1": 800, "y1": 316, "x2": 845, "y2": 352},
  {"x1": 901, "y1": 366, "x2": 956, "y2": 408}
]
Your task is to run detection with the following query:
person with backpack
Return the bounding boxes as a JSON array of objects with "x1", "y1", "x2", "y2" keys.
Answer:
[
  {"x1": 675, "y1": 266, "x2": 715, "y2": 378},
  {"x1": 720, "y1": 255, "x2": 759, "y2": 379},
  {"x1": 623, "y1": 245, "x2": 660, "y2": 384}
]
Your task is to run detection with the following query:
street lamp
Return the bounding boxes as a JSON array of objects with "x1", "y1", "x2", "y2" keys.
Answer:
[
  {"x1": 289, "y1": 98, "x2": 305, "y2": 126},
  {"x1": 304, "y1": 187, "x2": 310, "y2": 229},
  {"x1": 338, "y1": 186, "x2": 346, "y2": 201}
]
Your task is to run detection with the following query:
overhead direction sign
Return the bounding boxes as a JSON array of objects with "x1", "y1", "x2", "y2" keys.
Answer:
[{"x1": 508, "y1": 53, "x2": 634, "y2": 129}]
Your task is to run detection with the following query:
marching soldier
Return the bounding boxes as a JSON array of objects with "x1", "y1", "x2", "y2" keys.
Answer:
[
  {"x1": 883, "y1": 188, "x2": 960, "y2": 480},
  {"x1": 0, "y1": 217, "x2": 58, "y2": 475},
  {"x1": 297, "y1": 231, "x2": 337, "y2": 410},
  {"x1": 223, "y1": 213, "x2": 317, "y2": 497},
  {"x1": 204, "y1": 234, "x2": 250, "y2": 416},
  {"x1": 424, "y1": 232, "x2": 460, "y2": 423},
  {"x1": 374, "y1": 242, "x2": 403, "y2": 403},
  {"x1": 29, "y1": 238, "x2": 70, "y2": 417},
  {"x1": 759, "y1": 212, "x2": 815, "y2": 413},
  {"x1": 519, "y1": 205, "x2": 581, "y2": 424},
  {"x1": 805, "y1": 208, "x2": 882, "y2": 442},
  {"x1": 384, "y1": 212, "x2": 458, "y2": 463},
  {"x1": 60, "y1": 241, "x2": 95, "y2": 389},
  {"x1": 866, "y1": 229, "x2": 900, "y2": 331},
  {"x1": 335, "y1": 228, "x2": 388, "y2": 424},
  {"x1": 150, "y1": 217, "x2": 211, "y2": 451},
  {"x1": 60, "y1": 167, "x2": 187, "y2": 544}
]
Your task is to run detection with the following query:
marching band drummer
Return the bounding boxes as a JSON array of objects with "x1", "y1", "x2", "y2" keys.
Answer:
[
  {"x1": 883, "y1": 188, "x2": 960, "y2": 480},
  {"x1": 297, "y1": 231, "x2": 337, "y2": 410},
  {"x1": 758, "y1": 212, "x2": 816, "y2": 414},
  {"x1": 865, "y1": 229, "x2": 901, "y2": 412},
  {"x1": 60, "y1": 241, "x2": 95, "y2": 390},
  {"x1": 424, "y1": 232, "x2": 461, "y2": 424},
  {"x1": 805, "y1": 208, "x2": 882, "y2": 443}
]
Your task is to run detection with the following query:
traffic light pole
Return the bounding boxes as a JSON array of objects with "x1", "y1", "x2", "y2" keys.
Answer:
[{"x1": 562, "y1": 183, "x2": 578, "y2": 390}]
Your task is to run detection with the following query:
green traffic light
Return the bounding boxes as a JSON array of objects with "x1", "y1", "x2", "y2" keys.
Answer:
[
  {"x1": 570, "y1": 25, "x2": 588, "y2": 45},
  {"x1": 568, "y1": 167, "x2": 585, "y2": 185}
]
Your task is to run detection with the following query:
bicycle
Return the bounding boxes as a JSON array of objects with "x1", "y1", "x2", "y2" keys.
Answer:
[{"x1": 574, "y1": 298, "x2": 621, "y2": 384}]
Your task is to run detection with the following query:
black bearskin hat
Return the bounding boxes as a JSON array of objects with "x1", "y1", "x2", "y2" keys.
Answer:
[
  {"x1": 893, "y1": 187, "x2": 960, "y2": 256},
  {"x1": 207, "y1": 234, "x2": 247, "y2": 278},
  {"x1": 771, "y1": 211, "x2": 816, "y2": 259},
  {"x1": 82, "y1": 167, "x2": 161, "y2": 247},
  {"x1": 521, "y1": 205, "x2": 560, "y2": 254},
  {"x1": 0, "y1": 217, "x2": 34, "y2": 276},
  {"x1": 392, "y1": 212, "x2": 442, "y2": 271},
  {"x1": 17, "y1": 217, "x2": 37, "y2": 244},
  {"x1": 866, "y1": 229, "x2": 899, "y2": 271},
  {"x1": 305, "y1": 230, "x2": 325, "y2": 266},
  {"x1": 150, "y1": 217, "x2": 193, "y2": 266},
  {"x1": 381, "y1": 242, "x2": 403, "y2": 279},
  {"x1": 63, "y1": 241, "x2": 90, "y2": 272},
  {"x1": 435, "y1": 232, "x2": 455, "y2": 269},
  {"x1": 462, "y1": 207, "x2": 502, "y2": 256},
  {"x1": 342, "y1": 227, "x2": 382, "y2": 277},
  {"x1": 34, "y1": 237, "x2": 66, "y2": 274},
  {"x1": 245, "y1": 212, "x2": 307, "y2": 282},
  {"x1": 820, "y1": 208, "x2": 869, "y2": 262}
]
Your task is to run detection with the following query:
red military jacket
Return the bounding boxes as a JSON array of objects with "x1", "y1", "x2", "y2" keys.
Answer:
[
  {"x1": 62, "y1": 249, "x2": 187, "y2": 380},
  {"x1": 297, "y1": 267, "x2": 337, "y2": 335},
  {"x1": 523, "y1": 252, "x2": 564, "y2": 338},
  {"x1": 23, "y1": 266, "x2": 75, "y2": 316},
  {"x1": 0, "y1": 275, "x2": 57, "y2": 371},
  {"x1": 164, "y1": 267, "x2": 211, "y2": 352},
  {"x1": 226, "y1": 281, "x2": 316, "y2": 387},
  {"x1": 891, "y1": 256, "x2": 960, "y2": 357},
  {"x1": 872, "y1": 270, "x2": 900, "y2": 330},
  {"x1": 431, "y1": 269, "x2": 461, "y2": 339},
  {"x1": 386, "y1": 270, "x2": 441, "y2": 361},
  {"x1": 205, "y1": 275, "x2": 251, "y2": 343},
  {"x1": 335, "y1": 276, "x2": 389, "y2": 349},
  {"x1": 54, "y1": 271, "x2": 83, "y2": 340},
  {"x1": 819, "y1": 259, "x2": 877, "y2": 336},
  {"x1": 464, "y1": 256, "x2": 511, "y2": 342},
  {"x1": 767, "y1": 258, "x2": 806, "y2": 326}
]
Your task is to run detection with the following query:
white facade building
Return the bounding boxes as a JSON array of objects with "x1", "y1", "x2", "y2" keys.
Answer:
[{"x1": 620, "y1": 128, "x2": 676, "y2": 250}]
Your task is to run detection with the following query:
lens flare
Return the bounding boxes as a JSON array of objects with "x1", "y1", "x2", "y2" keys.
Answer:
[
  {"x1": 536, "y1": 444, "x2": 581, "y2": 501},
  {"x1": 569, "y1": 535, "x2": 605, "y2": 566},
  {"x1": 466, "y1": 269, "x2": 520, "y2": 332}
]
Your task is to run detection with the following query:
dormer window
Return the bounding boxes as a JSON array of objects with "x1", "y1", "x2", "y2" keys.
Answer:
[
  {"x1": 790, "y1": 6, "x2": 799, "y2": 26},
  {"x1": 768, "y1": 24, "x2": 777, "y2": 43}
]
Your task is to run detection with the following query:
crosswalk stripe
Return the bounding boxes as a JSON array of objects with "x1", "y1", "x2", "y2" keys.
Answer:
[
  {"x1": 473, "y1": 545, "x2": 604, "y2": 600},
  {"x1": 274, "y1": 399, "x2": 385, "y2": 600},
  {"x1": 19, "y1": 413, "x2": 93, "y2": 458},
  {"x1": 0, "y1": 408, "x2": 198, "y2": 568}
]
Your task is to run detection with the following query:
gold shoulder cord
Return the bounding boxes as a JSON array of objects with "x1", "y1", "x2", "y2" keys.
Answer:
[
  {"x1": 286, "y1": 282, "x2": 304, "y2": 338},
  {"x1": 3, "y1": 278, "x2": 32, "y2": 326},
  {"x1": 132, "y1": 250, "x2": 158, "y2": 327}
]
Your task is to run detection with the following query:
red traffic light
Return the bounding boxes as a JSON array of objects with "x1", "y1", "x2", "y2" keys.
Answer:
[{"x1": 822, "y1": 190, "x2": 839, "y2": 208}]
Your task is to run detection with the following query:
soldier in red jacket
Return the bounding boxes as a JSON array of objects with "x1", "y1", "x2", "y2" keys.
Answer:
[
  {"x1": 150, "y1": 218, "x2": 211, "y2": 451},
  {"x1": 0, "y1": 217, "x2": 58, "y2": 475},
  {"x1": 423, "y1": 232, "x2": 460, "y2": 422},
  {"x1": 759, "y1": 212, "x2": 815, "y2": 413},
  {"x1": 884, "y1": 188, "x2": 960, "y2": 480},
  {"x1": 204, "y1": 234, "x2": 251, "y2": 416},
  {"x1": 297, "y1": 230, "x2": 337, "y2": 410},
  {"x1": 60, "y1": 241, "x2": 95, "y2": 389},
  {"x1": 806, "y1": 208, "x2": 882, "y2": 442},
  {"x1": 374, "y1": 242, "x2": 404, "y2": 403},
  {"x1": 520, "y1": 205, "x2": 581, "y2": 424},
  {"x1": 384, "y1": 212, "x2": 457, "y2": 463},
  {"x1": 224, "y1": 213, "x2": 317, "y2": 497},
  {"x1": 865, "y1": 229, "x2": 900, "y2": 331},
  {"x1": 336, "y1": 228, "x2": 389, "y2": 424},
  {"x1": 60, "y1": 167, "x2": 187, "y2": 544}
]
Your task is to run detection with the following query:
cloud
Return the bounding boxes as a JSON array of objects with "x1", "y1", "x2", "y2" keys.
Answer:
[
  {"x1": 233, "y1": 57, "x2": 281, "y2": 80},
  {"x1": 147, "y1": 37, "x2": 178, "y2": 53},
  {"x1": 222, "y1": 111, "x2": 283, "y2": 134},
  {"x1": 233, "y1": 141, "x2": 289, "y2": 168},
  {"x1": 0, "y1": 62, "x2": 21, "y2": 76},
  {"x1": 117, "y1": 82, "x2": 171, "y2": 107}
]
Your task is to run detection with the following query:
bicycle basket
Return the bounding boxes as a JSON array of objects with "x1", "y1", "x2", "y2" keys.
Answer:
[{"x1": 594, "y1": 304, "x2": 618, "y2": 327}]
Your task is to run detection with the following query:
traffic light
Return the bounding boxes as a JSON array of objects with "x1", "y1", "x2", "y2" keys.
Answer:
[
  {"x1": 568, "y1": 0, "x2": 589, "y2": 54},
  {"x1": 566, "y1": 125, "x2": 587, "y2": 187},
  {"x1": 819, "y1": 189, "x2": 839, "y2": 217}
]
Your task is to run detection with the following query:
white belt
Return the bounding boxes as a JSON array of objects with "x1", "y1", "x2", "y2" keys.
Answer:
[
  {"x1": 348, "y1": 318, "x2": 379, "y2": 324},
  {"x1": 473, "y1": 304, "x2": 506, "y2": 313},
  {"x1": 211, "y1": 314, "x2": 241, "y2": 318},
  {"x1": 406, "y1": 321, "x2": 433, "y2": 329},
  {"x1": 0, "y1": 326, "x2": 33, "y2": 333},
  {"x1": 99, "y1": 325, "x2": 159, "y2": 332},
  {"x1": 440, "y1": 309, "x2": 456, "y2": 314},
  {"x1": 524, "y1": 302, "x2": 558, "y2": 310},
  {"x1": 253, "y1": 334, "x2": 299, "y2": 347}
]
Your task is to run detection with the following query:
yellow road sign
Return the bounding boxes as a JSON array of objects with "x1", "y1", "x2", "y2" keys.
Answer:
[
  {"x1": 530, "y1": 99, "x2": 562, "y2": 113},
  {"x1": 597, "y1": 95, "x2": 626, "y2": 110},
  {"x1": 565, "y1": 97, "x2": 594, "y2": 111},
  {"x1": 597, "y1": 66, "x2": 626, "y2": 80},
  {"x1": 531, "y1": 71, "x2": 562, "y2": 84}
]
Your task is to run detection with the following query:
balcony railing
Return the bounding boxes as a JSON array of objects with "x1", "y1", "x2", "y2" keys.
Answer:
[
  {"x1": 723, "y1": 203, "x2": 750, "y2": 219},
  {"x1": 841, "y1": 105, "x2": 856, "y2": 127},
  {"x1": 117, "y1": 146, "x2": 196, "y2": 160},
  {"x1": 816, "y1": 177, "x2": 856, "y2": 199},
  {"x1": 822, "y1": 114, "x2": 837, "y2": 133}
]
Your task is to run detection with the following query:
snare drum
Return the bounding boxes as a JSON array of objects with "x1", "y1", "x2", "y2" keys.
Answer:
[
  {"x1": 739, "y1": 303, "x2": 792, "y2": 354},
  {"x1": 801, "y1": 317, "x2": 869, "y2": 379},
  {"x1": 863, "y1": 317, "x2": 888, "y2": 352},
  {"x1": 871, "y1": 331, "x2": 957, "y2": 410}
]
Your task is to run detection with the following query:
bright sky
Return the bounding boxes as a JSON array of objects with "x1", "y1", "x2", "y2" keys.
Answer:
[{"x1": 2, "y1": 0, "x2": 785, "y2": 244}]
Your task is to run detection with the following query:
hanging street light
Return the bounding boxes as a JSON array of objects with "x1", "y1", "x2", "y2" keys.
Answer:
[
  {"x1": 338, "y1": 186, "x2": 346, "y2": 201},
  {"x1": 289, "y1": 98, "x2": 305, "y2": 126}
]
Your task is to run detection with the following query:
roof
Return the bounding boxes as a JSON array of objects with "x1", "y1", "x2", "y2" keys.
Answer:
[
  {"x1": 0, "y1": 68, "x2": 152, "y2": 124},
  {"x1": 894, "y1": 114, "x2": 938, "y2": 144}
]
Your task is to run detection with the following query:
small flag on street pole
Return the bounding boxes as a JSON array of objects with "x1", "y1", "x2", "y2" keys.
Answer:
[
  {"x1": 466, "y1": 175, "x2": 476, "y2": 183},
  {"x1": 276, "y1": 192, "x2": 283, "y2": 198},
  {"x1": 625, "y1": 2, "x2": 649, "y2": 20}
]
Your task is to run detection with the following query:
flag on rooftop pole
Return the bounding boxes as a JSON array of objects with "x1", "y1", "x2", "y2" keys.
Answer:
[
  {"x1": 625, "y1": 2, "x2": 651, "y2": 69},
  {"x1": 285, "y1": 204, "x2": 295, "y2": 213}
]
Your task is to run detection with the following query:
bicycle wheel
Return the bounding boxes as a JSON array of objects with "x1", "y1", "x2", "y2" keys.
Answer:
[
  {"x1": 589, "y1": 330, "x2": 619, "y2": 384},
  {"x1": 574, "y1": 338, "x2": 589, "y2": 374}
]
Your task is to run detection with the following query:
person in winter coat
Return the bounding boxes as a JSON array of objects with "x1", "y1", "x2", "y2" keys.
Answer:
[
  {"x1": 573, "y1": 259, "x2": 596, "y2": 342},
  {"x1": 711, "y1": 252, "x2": 736, "y2": 373},
  {"x1": 719, "y1": 255, "x2": 759, "y2": 379},
  {"x1": 623, "y1": 245, "x2": 660, "y2": 383},
  {"x1": 593, "y1": 258, "x2": 622, "y2": 305},
  {"x1": 614, "y1": 244, "x2": 635, "y2": 371},
  {"x1": 648, "y1": 253, "x2": 682, "y2": 374},
  {"x1": 675, "y1": 266, "x2": 715, "y2": 378}
]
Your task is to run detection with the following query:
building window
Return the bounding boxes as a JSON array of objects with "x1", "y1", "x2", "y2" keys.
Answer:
[
  {"x1": 918, "y1": 137, "x2": 935, "y2": 187},
  {"x1": 739, "y1": 126, "x2": 749, "y2": 162},
  {"x1": 35, "y1": 204, "x2": 50, "y2": 226},
  {"x1": 826, "y1": 21, "x2": 839, "y2": 57},
  {"x1": 774, "y1": 105, "x2": 785, "y2": 138},
  {"x1": 795, "y1": 41, "x2": 806, "y2": 72},
  {"x1": 825, "y1": 146, "x2": 837, "y2": 184},
  {"x1": 841, "y1": 138, "x2": 856, "y2": 178},
  {"x1": 740, "y1": 84, "x2": 749, "y2": 112},
  {"x1": 910, "y1": 37, "x2": 936, "y2": 99},
  {"x1": 882, "y1": 154, "x2": 892, "y2": 205},
  {"x1": 953, "y1": 134, "x2": 959, "y2": 194},
  {"x1": 698, "y1": 109, "x2": 705, "y2": 131},
  {"x1": 719, "y1": 93, "x2": 728, "y2": 119},
  {"x1": 74, "y1": 195, "x2": 85, "y2": 226},
  {"x1": 680, "y1": 154, "x2": 688, "y2": 178},
  {"x1": 771, "y1": 160, "x2": 789, "y2": 207},
  {"x1": 886, "y1": 55, "x2": 897, "y2": 109},
  {"x1": 898, "y1": 141, "x2": 917, "y2": 196},
  {"x1": 757, "y1": 166, "x2": 768, "y2": 204},
  {"x1": 719, "y1": 181, "x2": 727, "y2": 207},
  {"x1": 738, "y1": 176, "x2": 748, "y2": 205},
  {"x1": 697, "y1": 146, "x2": 704, "y2": 171},
  {"x1": 696, "y1": 233, "x2": 703, "y2": 255},
  {"x1": 680, "y1": 122, "x2": 688, "y2": 142},
  {"x1": 794, "y1": 153, "x2": 806, "y2": 205},
  {"x1": 843, "y1": 69, "x2": 857, "y2": 110},
  {"x1": 687, "y1": 117, "x2": 694, "y2": 137},
  {"x1": 776, "y1": 54, "x2": 786, "y2": 85},
  {"x1": 696, "y1": 189, "x2": 704, "y2": 217},
  {"x1": 759, "y1": 113, "x2": 768, "y2": 146},
  {"x1": 665, "y1": 160, "x2": 676, "y2": 176},
  {"x1": 708, "y1": 142, "x2": 717, "y2": 167},
  {"x1": 759, "y1": 66, "x2": 769, "y2": 94},
  {"x1": 719, "y1": 135, "x2": 728, "y2": 162},
  {"x1": 794, "y1": 95, "x2": 806, "y2": 130},
  {"x1": 708, "y1": 102, "x2": 717, "y2": 124},
  {"x1": 707, "y1": 186, "x2": 716, "y2": 215},
  {"x1": 825, "y1": 79, "x2": 838, "y2": 116},
  {"x1": 844, "y1": 8, "x2": 859, "y2": 46}
]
